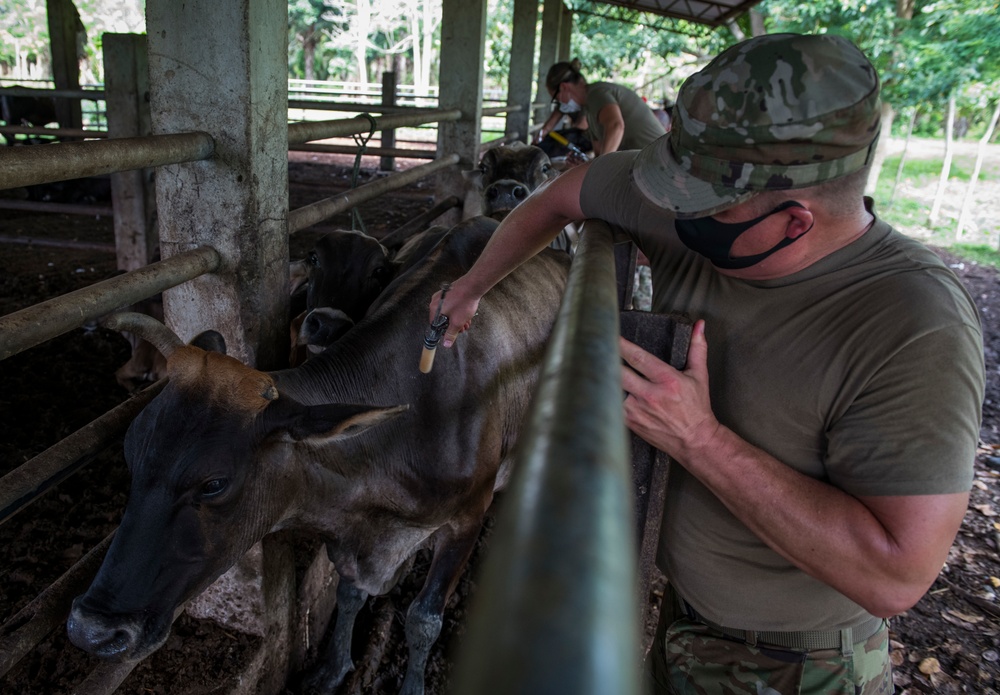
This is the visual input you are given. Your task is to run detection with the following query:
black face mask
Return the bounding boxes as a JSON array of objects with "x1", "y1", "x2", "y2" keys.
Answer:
[{"x1": 675, "y1": 200, "x2": 809, "y2": 270}]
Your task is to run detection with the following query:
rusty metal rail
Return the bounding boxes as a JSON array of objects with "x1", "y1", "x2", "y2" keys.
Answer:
[
  {"x1": 0, "y1": 131, "x2": 215, "y2": 190},
  {"x1": 0, "y1": 381, "x2": 166, "y2": 527},
  {"x1": 451, "y1": 220, "x2": 641, "y2": 695},
  {"x1": 0, "y1": 531, "x2": 115, "y2": 680},
  {"x1": 0, "y1": 245, "x2": 220, "y2": 361},
  {"x1": 288, "y1": 154, "x2": 460, "y2": 234}
]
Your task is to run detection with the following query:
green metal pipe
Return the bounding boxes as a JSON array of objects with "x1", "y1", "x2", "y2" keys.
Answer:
[
  {"x1": 451, "y1": 220, "x2": 641, "y2": 695},
  {"x1": 0, "y1": 131, "x2": 214, "y2": 191},
  {"x1": 288, "y1": 154, "x2": 460, "y2": 234},
  {"x1": 0, "y1": 245, "x2": 220, "y2": 361},
  {"x1": 287, "y1": 108, "x2": 462, "y2": 145}
]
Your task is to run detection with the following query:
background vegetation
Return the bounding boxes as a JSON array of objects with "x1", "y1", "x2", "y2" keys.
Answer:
[{"x1": 1, "y1": 0, "x2": 998, "y2": 259}]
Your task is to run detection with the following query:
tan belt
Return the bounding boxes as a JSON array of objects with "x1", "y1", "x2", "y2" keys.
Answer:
[{"x1": 680, "y1": 599, "x2": 885, "y2": 656}]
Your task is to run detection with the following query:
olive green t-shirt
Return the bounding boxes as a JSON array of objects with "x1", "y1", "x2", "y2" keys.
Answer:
[
  {"x1": 581, "y1": 151, "x2": 985, "y2": 632},
  {"x1": 584, "y1": 82, "x2": 667, "y2": 152}
]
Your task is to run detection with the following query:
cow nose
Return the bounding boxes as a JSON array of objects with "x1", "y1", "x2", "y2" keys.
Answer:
[
  {"x1": 486, "y1": 185, "x2": 501, "y2": 201},
  {"x1": 67, "y1": 607, "x2": 133, "y2": 658},
  {"x1": 512, "y1": 185, "x2": 527, "y2": 200}
]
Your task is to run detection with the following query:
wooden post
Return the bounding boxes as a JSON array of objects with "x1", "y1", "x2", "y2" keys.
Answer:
[
  {"x1": 103, "y1": 33, "x2": 156, "y2": 272},
  {"x1": 506, "y1": 0, "x2": 538, "y2": 143},
  {"x1": 146, "y1": 0, "x2": 289, "y2": 369},
  {"x1": 435, "y1": 0, "x2": 487, "y2": 223},
  {"x1": 380, "y1": 68, "x2": 397, "y2": 172},
  {"x1": 45, "y1": 0, "x2": 84, "y2": 132}
]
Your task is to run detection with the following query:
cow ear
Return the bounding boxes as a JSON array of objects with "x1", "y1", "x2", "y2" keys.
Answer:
[
  {"x1": 266, "y1": 401, "x2": 409, "y2": 443},
  {"x1": 288, "y1": 259, "x2": 310, "y2": 295},
  {"x1": 189, "y1": 330, "x2": 226, "y2": 354}
]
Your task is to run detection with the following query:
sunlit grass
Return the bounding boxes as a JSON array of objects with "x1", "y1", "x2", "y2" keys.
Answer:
[{"x1": 950, "y1": 244, "x2": 1000, "y2": 269}]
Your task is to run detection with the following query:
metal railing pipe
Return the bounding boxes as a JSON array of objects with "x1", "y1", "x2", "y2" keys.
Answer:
[
  {"x1": 450, "y1": 220, "x2": 640, "y2": 695},
  {"x1": 0, "y1": 245, "x2": 220, "y2": 361},
  {"x1": 0, "y1": 125, "x2": 107, "y2": 139},
  {"x1": 288, "y1": 154, "x2": 460, "y2": 234},
  {"x1": 481, "y1": 104, "x2": 522, "y2": 117},
  {"x1": 287, "y1": 109, "x2": 462, "y2": 145},
  {"x1": 0, "y1": 86, "x2": 105, "y2": 100},
  {"x1": 0, "y1": 531, "x2": 114, "y2": 679},
  {"x1": 289, "y1": 143, "x2": 436, "y2": 160},
  {"x1": 288, "y1": 99, "x2": 413, "y2": 113},
  {"x1": 0, "y1": 131, "x2": 214, "y2": 191},
  {"x1": 0, "y1": 380, "x2": 165, "y2": 527}
]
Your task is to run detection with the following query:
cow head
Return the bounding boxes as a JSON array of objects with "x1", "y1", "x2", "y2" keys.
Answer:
[
  {"x1": 465, "y1": 143, "x2": 556, "y2": 220},
  {"x1": 68, "y1": 325, "x2": 405, "y2": 662},
  {"x1": 289, "y1": 230, "x2": 395, "y2": 325}
]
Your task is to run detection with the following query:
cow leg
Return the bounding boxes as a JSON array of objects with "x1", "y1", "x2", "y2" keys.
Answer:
[
  {"x1": 301, "y1": 578, "x2": 369, "y2": 695},
  {"x1": 399, "y1": 525, "x2": 481, "y2": 695}
]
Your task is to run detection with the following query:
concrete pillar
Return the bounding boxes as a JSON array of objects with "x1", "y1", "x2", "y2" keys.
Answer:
[
  {"x1": 505, "y1": 0, "x2": 539, "y2": 143},
  {"x1": 535, "y1": 0, "x2": 563, "y2": 105},
  {"x1": 436, "y1": 0, "x2": 488, "y2": 222},
  {"x1": 558, "y1": 6, "x2": 573, "y2": 62},
  {"x1": 146, "y1": 0, "x2": 289, "y2": 369},
  {"x1": 103, "y1": 33, "x2": 157, "y2": 272},
  {"x1": 46, "y1": 0, "x2": 83, "y2": 132}
]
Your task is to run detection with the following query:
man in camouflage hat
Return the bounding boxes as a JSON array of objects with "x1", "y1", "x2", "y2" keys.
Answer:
[{"x1": 429, "y1": 33, "x2": 983, "y2": 694}]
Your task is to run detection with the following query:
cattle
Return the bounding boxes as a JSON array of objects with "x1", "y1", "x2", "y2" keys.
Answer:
[
  {"x1": 465, "y1": 142, "x2": 557, "y2": 220},
  {"x1": 66, "y1": 223, "x2": 570, "y2": 695},
  {"x1": 0, "y1": 86, "x2": 58, "y2": 145},
  {"x1": 286, "y1": 144, "x2": 566, "y2": 365}
]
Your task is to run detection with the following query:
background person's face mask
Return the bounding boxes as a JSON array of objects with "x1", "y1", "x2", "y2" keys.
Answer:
[
  {"x1": 559, "y1": 98, "x2": 582, "y2": 114},
  {"x1": 674, "y1": 201, "x2": 809, "y2": 269}
]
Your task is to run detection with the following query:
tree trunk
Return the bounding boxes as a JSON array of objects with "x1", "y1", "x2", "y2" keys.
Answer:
[
  {"x1": 887, "y1": 107, "x2": 918, "y2": 212},
  {"x1": 865, "y1": 101, "x2": 895, "y2": 197},
  {"x1": 928, "y1": 96, "x2": 956, "y2": 228},
  {"x1": 355, "y1": 0, "x2": 371, "y2": 87},
  {"x1": 409, "y1": 0, "x2": 423, "y2": 92},
  {"x1": 957, "y1": 101, "x2": 1000, "y2": 242}
]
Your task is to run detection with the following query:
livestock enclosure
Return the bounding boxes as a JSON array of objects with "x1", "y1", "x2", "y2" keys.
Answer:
[{"x1": 0, "y1": 0, "x2": 741, "y2": 692}]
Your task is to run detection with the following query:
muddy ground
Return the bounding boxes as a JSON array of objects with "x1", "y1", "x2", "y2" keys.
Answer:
[{"x1": 0, "y1": 152, "x2": 998, "y2": 694}]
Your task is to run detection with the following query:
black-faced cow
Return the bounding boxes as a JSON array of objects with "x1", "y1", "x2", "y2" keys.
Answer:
[
  {"x1": 67, "y1": 223, "x2": 570, "y2": 695},
  {"x1": 465, "y1": 142, "x2": 557, "y2": 220}
]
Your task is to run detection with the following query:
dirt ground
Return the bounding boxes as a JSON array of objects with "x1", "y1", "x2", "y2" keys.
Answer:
[{"x1": 0, "y1": 151, "x2": 999, "y2": 694}]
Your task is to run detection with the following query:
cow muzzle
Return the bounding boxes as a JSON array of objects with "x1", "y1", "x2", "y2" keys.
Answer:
[
  {"x1": 66, "y1": 596, "x2": 168, "y2": 662},
  {"x1": 483, "y1": 179, "x2": 529, "y2": 218}
]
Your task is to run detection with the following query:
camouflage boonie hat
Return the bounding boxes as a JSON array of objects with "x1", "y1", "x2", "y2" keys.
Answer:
[{"x1": 631, "y1": 33, "x2": 882, "y2": 218}]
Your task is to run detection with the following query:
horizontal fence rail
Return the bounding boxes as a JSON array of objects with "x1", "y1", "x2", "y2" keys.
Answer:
[
  {"x1": 289, "y1": 143, "x2": 437, "y2": 159},
  {"x1": 0, "y1": 132, "x2": 215, "y2": 190},
  {"x1": 0, "y1": 380, "x2": 166, "y2": 526},
  {"x1": 0, "y1": 245, "x2": 220, "y2": 361},
  {"x1": 288, "y1": 154, "x2": 460, "y2": 233},
  {"x1": 287, "y1": 109, "x2": 462, "y2": 145},
  {"x1": 0, "y1": 531, "x2": 115, "y2": 680},
  {"x1": 451, "y1": 220, "x2": 641, "y2": 695}
]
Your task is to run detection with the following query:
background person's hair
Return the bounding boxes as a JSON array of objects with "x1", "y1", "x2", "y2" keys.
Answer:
[{"x1": 545, "y1": 59, "x2": 585, "y2": 94}]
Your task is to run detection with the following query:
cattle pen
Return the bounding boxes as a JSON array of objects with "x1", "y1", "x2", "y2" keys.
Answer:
[{"x1": 0, "y1": 0, "x2": 722, "y2": 693}]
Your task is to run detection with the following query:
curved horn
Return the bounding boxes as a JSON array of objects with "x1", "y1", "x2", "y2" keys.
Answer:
[{"x1": 101, "y1": 311, "x2": 184, "y2": 359}]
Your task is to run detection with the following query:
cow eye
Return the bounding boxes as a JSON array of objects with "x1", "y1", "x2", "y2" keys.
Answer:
[
  {"x1": 201, "y1": 478, "x2": 228, "y2": 498},
  {"x1": 307, "y1": 251, "x2": 319, "y2": 267},
  {"x1": 541, "y1": 163, "x2": 551, "y2": 174}
]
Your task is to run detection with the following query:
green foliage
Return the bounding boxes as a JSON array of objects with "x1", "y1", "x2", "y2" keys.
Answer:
[{"x1": 949, "y1": 244, "x2": 1000, "y2": 268}]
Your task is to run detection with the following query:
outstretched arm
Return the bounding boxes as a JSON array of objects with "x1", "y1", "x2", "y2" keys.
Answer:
[
  {"x1": 593, "y1": 103, "x2": 626, "y2": 155},
  {"x1": 429, "y1": 162, "x2": 589, "y2": 347},
  {"x1": 620, "y1": 323, "x2": 969, "y2": 618}
]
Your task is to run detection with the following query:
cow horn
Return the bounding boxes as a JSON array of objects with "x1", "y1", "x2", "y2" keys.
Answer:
[
  {"x1": 101, "y1": 311, "x2": 184, "y2": 358},
  {"x1": 262, "y1": 385, "x2": 279, "y2": 401}
]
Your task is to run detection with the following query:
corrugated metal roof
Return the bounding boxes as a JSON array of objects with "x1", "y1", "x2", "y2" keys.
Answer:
[{"x1": 583, "y1": 0, "x2": 762, "y2": 26}]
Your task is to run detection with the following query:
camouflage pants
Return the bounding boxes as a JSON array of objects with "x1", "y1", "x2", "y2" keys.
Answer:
[{"x1": 645, "y1": 596, "x2": 893, "y2": 695}]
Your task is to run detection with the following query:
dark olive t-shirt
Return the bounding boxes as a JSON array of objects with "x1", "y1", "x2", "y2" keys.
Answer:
[
  {"x1": 581, "y1": 151, "x2": 985, "y2": 632},
  {"x1": 584, "y1": 82, "x2": 667, "y2": 152}
]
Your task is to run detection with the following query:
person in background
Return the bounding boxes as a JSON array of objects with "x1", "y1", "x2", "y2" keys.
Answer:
[
  {"x1": 535, "y1": 59, "x2": 666, "y2": 158},
  {"x1": 433, "y1": 33, "x2": 984, "y2": 694}
]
